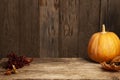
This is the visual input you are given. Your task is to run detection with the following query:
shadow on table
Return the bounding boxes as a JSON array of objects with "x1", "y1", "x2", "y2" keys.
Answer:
[{"x1": 0, "y1": 59, "x2": 7, "y2": 69}]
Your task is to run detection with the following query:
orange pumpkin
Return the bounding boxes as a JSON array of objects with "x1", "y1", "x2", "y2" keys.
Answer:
[{"x1": 88, "y1": 24, "x2": 120, "y2": 62}]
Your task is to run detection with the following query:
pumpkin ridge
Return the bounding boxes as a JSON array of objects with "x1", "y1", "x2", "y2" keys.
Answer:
[
  {"x1": 109, "y1": 33, "x2": 120, "y2": 56},
  {"x1": 105, "y1": 33, "x2": 115, "y2": 59},
  {"x1": 92, "y1": 34, "x2": 100, "y2": 62},
  {"x1": 88, "y1": 33, "x2": 98, "y2": 54}
]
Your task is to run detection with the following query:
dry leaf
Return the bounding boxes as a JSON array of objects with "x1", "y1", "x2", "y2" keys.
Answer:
[
  {"x1": 111, "y1": 56, "x2": 120, "y2": 63},
  {"x1": 101, "y1": 62, "x2": 120, "y2": 71},
  {"x1": 101, "y1": 56, "x2": 120, "y2": 71}
]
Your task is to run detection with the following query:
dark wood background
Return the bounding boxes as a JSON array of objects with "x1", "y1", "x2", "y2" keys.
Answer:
[{"x1": 0, "y1": 0, "x2": 120, "y2": 58}]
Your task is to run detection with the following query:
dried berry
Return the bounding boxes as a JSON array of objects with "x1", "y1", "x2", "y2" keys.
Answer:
[
  {"x1": 3, "y1": 52, "x2": 33, "y2": 75},
  {"x1": 5, "y1": 52, "x2": 33, "y2": 69}
]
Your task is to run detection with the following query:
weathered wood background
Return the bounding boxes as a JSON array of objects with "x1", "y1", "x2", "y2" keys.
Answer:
[{"x1": 0, "y1": 0, "x2": 120, "y2": 58}]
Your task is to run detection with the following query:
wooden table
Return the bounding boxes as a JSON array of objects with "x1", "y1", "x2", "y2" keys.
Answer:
[{"x1": 0, "y1": 58, "x2": 120, "y2": 80}]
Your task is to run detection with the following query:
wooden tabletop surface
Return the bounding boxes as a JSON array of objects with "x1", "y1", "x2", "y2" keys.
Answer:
[{"x1": 0, "y1": 58, "x2": 120, "y2": 80}]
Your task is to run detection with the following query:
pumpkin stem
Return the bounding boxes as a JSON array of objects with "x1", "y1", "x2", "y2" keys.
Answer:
[{"x1": 102, "y1": 24, "x2": 106, "y2": 33}]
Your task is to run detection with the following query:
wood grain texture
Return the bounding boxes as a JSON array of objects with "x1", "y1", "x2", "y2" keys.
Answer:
[
  {"x1": 78, "y1": 0, "x2": 100, "y2": 58},
  {"x1": 100, "y1": 0, "x2": 108, "y2": 26},
  {"x1": 0, "y1": 58, "x2": 120, "y2": 79},
  {"x1": 19, "y1": 0, "x2": 40, "y2": 57},
  {"x1": 100, "y1": 0, "x2": 110, "y2": 31},
  {"x1": 0, "y1": 0, "x2": 19, "y2": 57},
  {"x1": 59, "y1": 0, "x2": 79, "y2": 57},
  {"x1": 39, "y1": 0, "x2": 59, "y2": 57},
  {"x1": 107, "y1": 0, "x2": 120, "y2": 37}
]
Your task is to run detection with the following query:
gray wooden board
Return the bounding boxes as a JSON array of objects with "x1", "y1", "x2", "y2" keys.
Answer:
[
  {"x1": 39, "y1": 0, "x2": 59, "y2": 58},
  {"x1": 108, "y1": 0, "x2": 120, "y2": 37},
  {"x1": 19, "y1": 0, "x2": 40, "y2": 57},
  {"x1": 0, "y1": 0, "x2": 19, "y2": 57},
  {"x1": 78, "y1": 0, "x2": 100, "y2": 58},
  {"x1": 100, "y1": 0, "x2": 108, "y2": 28},
  {"x1": 59, "y1": 0, "x2": 79, "y2": 57},
  {"x1": 0, "y1": 58, "x2": 120, "y2": 80}
]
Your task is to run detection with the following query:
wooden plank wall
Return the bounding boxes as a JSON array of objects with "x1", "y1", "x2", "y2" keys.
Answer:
[
  {"x1": 0, "y1": 0, "x2": 120, "y2": 58},
  {"x1": 0, "y1": 0, "x2": 20, "y2": 58},
  {"x1": 40, "y1": 0, "x2": 59, "y2": 58}
]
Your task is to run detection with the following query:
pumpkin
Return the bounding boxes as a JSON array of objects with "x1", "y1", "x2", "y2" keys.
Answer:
[{"x1": 88, "y1": 24, "x2": 120, "y2": 63}]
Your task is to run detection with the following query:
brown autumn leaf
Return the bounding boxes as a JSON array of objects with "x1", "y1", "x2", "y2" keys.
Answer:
[
  {"x1": 111, "y1": 56, "x2": 120, "y2": 64},
  {"x1": 101, "y1": 56, "x2": 120, "y2": 71}
]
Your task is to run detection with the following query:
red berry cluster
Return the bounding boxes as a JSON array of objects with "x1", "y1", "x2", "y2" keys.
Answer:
[{"x1": 5, "y1": 52, "x2": 33, "y2": 69}]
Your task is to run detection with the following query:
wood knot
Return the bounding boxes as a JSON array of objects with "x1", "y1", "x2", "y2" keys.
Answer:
[{"x1": 64, "y1": 25, "x2": 73, "y2": 38}]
